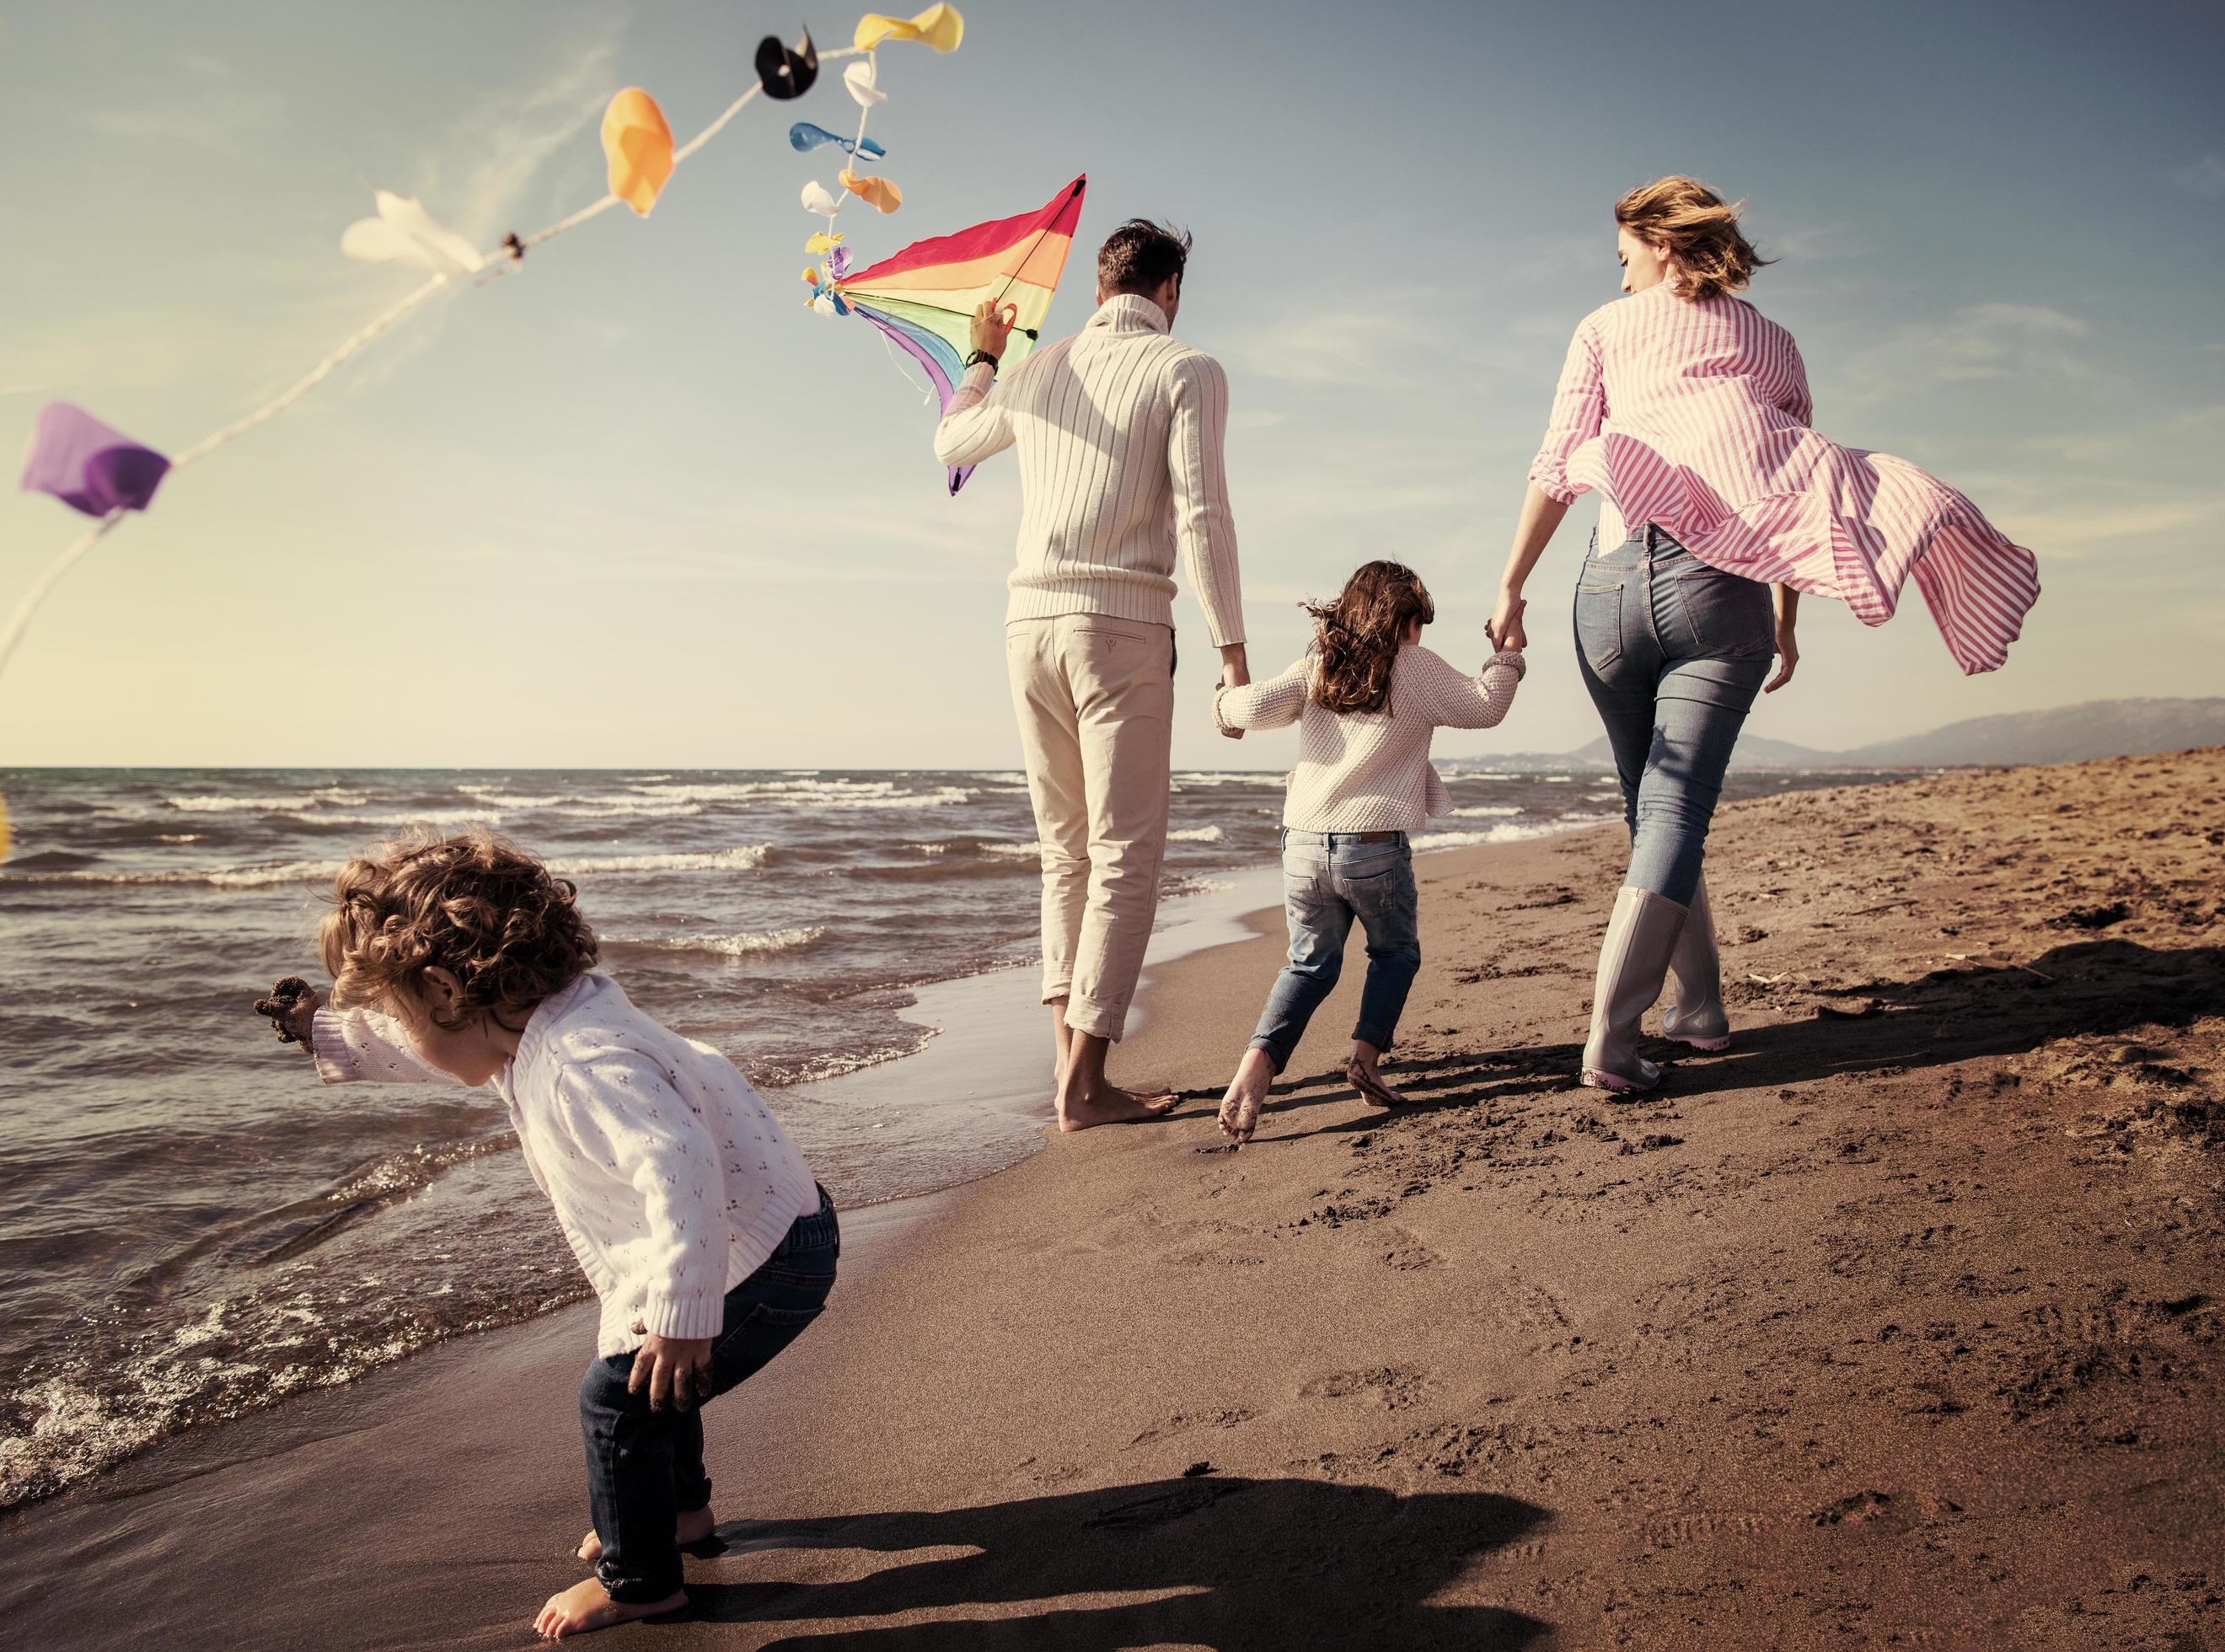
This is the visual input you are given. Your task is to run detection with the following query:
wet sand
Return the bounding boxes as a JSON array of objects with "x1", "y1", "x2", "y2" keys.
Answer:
[{"x1": 8, "y1": 751, "x2": 2222, "y2": 1649}]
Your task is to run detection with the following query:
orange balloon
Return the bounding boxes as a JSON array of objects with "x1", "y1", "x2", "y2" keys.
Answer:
[
  {"x1": 602, "y1": 88, "x2": 675, "y2": 217},
  {"x1": 839, "y1": 169, "x2": 903, "y2": 214}
]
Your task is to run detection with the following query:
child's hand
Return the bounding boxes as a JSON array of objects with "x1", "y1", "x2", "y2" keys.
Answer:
[
  {"x1": 1488, "y1": 593, "x2": 1528, "y2": 652},
  {"x1": 253, "y1": 977, "x2": 322, "y2": 1050},
  {"x1": 629, "y1": 1333, "x2": 716, "y2": 1411}
]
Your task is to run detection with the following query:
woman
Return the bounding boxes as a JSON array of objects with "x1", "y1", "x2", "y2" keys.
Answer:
[{"x1": 1489, "y1": 176, "x2": 2038, "y2": 1094}]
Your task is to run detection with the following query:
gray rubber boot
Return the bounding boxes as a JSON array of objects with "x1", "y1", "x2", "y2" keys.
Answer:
[
  {"x1": 1580, "y1": 885, "x2": 1688, "y2": 1094},
  {"x1": 1660, "y1": 872, "x2": 1731, "y2": 1050}
]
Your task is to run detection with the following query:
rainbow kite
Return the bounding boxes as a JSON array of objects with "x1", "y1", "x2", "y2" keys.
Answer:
[{"x1": 834, "y1": 175, "x2": 1086, "y2": 494}]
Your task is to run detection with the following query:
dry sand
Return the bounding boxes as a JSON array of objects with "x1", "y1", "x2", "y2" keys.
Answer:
[{"x1": 8, "y1": 751, "x2": 2222, "y2": 1649}]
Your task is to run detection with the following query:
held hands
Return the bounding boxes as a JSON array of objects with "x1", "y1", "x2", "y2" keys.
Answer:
[
  {"x1": 968, "y1": 298, "x2": 1016, "y2": 362},
  {"x1": 1487, "y1": 591, "x2": 1528, "y2": 653},
  {"x1": 1218, "y1": 644, "x2": 1250, "y2": 741},
  {"x1": 628, "y1": 1333, "x2": 716, "y2": 1411},
  {"x1": 253, "y1": 976, "x2": 322, "y2": 1052}
]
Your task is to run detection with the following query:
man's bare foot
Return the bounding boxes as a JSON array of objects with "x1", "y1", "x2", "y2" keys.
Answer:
[
  {"x1": 533, "y1": 1576, "x2": 686, "y2": 1639},
  {"x1": 1348, "y1": 1058, "x2": 1407, "y2": 1108},
  {"x1": 1056, "y1": 1082, "x2": 1179, "y2": 1133},
  {"x1": 576, "y1": 1505, "x2": 716, "y2": 1564},
  {"x1": 1217, "y1": 1047, "x2": 1274, "y2": 1147},
  {"x1": 1053, "y1": 1027, "x2": 1177, "y2": 1132}
]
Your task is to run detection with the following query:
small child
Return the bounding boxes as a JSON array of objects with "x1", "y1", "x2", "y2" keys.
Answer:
[
  {"x1": 1213, "y1": 560, "x2": 1525, "y2": 1146},
  {"x1": 253, "y1": 831, "x2": 834, "y2": 1640}
]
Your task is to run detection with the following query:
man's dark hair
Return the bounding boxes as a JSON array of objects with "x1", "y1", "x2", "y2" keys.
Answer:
[{"x1": 1097, "y1": 219, "x2": 1192, "y2": 299}]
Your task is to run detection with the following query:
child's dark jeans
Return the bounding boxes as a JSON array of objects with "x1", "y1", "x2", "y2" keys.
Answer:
[
  {"x1": 1248, "y1": 829, "x2": 1422, "y2": 1071},
  {"x1": 580, "y1": 1186, "x2": 839, "y2": 1604}
]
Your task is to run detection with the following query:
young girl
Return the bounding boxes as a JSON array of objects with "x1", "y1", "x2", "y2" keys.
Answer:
[
  {"x1": 252, "y1": 831, "x2": 833, "y2": 1641},
  {"x1": 1213, "y1": 560, "x2": 1525, "y2": 1146}
]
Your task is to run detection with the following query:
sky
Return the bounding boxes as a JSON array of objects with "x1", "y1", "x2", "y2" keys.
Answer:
[{"x1": 1, "y1": 0, "x2": 2220, "y2": 770}]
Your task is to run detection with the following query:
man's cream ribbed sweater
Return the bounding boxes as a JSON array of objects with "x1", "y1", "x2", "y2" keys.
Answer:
[
  {"x1": 1216, "y1": 644, "x2": 1527, "y2": 833},
  {"x1": 934, "y1": 293, "x2": 1246, "y2": 646}
]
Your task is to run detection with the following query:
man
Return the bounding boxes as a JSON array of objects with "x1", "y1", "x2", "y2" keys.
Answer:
[{"x1": 935, "y1": 218, "x2": 1248, "y2": 1131}]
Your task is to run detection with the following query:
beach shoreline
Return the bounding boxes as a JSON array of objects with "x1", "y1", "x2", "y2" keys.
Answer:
[{"x1": 8, "y1": 753, "x2": 2222, "y2": 1648}]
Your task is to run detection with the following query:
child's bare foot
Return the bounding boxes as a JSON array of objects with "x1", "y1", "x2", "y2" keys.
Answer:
[
  {"x1": 576, "y1": 1505, "x2": 716, "y2": 1564},
  {"x1": 1217, "y1": 1047, "x2": 1275, "y2": 1147},
  {"x1": 533, "y1": 1576, "x2": 686, "y2": 1639},
  {"x1": 1348, "y1": 1044, "x2": 1407, "y2": 1108}
]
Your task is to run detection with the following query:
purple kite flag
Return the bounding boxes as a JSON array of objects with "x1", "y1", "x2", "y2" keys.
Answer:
[{"x1": 19, "y1": 401, "x2": 172, "y2": 518}]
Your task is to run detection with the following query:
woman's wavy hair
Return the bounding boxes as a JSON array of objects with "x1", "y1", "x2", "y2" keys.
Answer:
[
  {"x1": 1306, "y1": 560, "x2": 1435, "y2": 716},
  {"x1": 1615, "y1": 175, "x2": 1771, "y2": 302},
  {"x1": 319, "y1": 829, "x2": 598, "y2": 1030}
]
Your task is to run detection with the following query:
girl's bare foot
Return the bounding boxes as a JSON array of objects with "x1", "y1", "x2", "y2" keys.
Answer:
[
  {"x1": 533, "y1": 1576, "x2": 686, "y2": 1639},
  {"x1": 1217, "y1": 1047, "x2": 1275, "y2": 1147},
  {"x1": 1348, "y1": 1054, "x2": 1407, "y2": 1108},
  {"x1": 576, "y1": 1505, "x2": 716, "y2": 1564}
]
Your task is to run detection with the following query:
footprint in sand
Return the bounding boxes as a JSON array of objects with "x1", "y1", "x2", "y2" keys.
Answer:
[{"x1": 1300, "y1": 1365, "x2": 1434, "y2": 1411}]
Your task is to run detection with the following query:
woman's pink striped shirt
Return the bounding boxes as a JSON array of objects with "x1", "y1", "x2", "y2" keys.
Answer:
[{"x1": 1528, "y1": 284, "x2": 2039, "y2": 673}]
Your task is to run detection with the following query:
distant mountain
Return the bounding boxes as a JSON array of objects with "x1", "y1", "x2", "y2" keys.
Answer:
[
  {"x1": 1482, "y1": 699, "x2": 2225, "y2": 773},
  {"x1": 1563, "y1": 732, "x2": 1836, "y2": 771},
  {"x1": 1840, "y1": 698, "x2": 2225, "y2": 768}
]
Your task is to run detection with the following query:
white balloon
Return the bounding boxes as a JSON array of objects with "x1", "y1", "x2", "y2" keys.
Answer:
[
  {"x1": 801, "y1": 180, "x2": 843, "y2": 217},
  {"x1": 844, "y1": 60, "x2": 886, "y2": 106},
  {"x1": 340, "y1": 189, "x2": 485, "y2": 276}
]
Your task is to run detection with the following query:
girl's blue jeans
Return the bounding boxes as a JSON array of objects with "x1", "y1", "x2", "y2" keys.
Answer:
[
  {"x1": 1248, "y1": 830, "x2": 1421, "y2": 1073},
  {"x1": 579, "y1": 1188, "x2": 839, "y2": 1603},
  {"x1": 1575, "y1": 528, "x2": 1775, "y2": 905}
]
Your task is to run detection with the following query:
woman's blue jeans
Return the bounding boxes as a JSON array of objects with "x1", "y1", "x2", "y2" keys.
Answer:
[
  {"x1": 579, "y1": 1188, "x2": 839, "y2": 1603},
  {"x1": 1574, "y1": 528, "x2": 1774, "y2": 906},
  {"x1": 1248, "y1": 830, "x2": 1421, "y2": 1072}
]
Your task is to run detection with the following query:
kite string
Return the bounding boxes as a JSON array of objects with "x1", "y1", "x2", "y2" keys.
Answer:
[
  {"x1": 828, "y1": 49, "x2": 878, "y2": 219},
  {"x1": 0, "y1": 513, "x2": 126, "y2": 676},
  {"x1": 170, "y1": 274, "x2": 452, "y2": 469},
  {"x1": 3, "y1": 40, "x2": 871, "y2": 685},
  {"x1": 877, "y1": 326, "x2": 936, "y2": 405}
]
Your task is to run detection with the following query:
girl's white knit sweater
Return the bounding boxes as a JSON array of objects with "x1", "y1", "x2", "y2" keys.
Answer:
[
  {"x1": 1214, "y1": 643, "x2": 1525, "y2": 833},
  {"x1": 311, "y1": 973, "x2": 819, "y2": 1357}
]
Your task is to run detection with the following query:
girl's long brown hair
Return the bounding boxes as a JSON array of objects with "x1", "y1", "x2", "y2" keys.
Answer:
[
  {"x1": 1615, "y1": 175, "x2": 1771, "y2": 302},
  {"x1": 1306, "y1": 560, "x2": 1434, "y2": 716}
]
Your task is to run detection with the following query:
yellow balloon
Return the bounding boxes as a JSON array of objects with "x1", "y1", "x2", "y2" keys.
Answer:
[
  {"x1": 854, "y1": 4, "x2": 964, "y2": 52},
  {"x1": 805, "y1": 231, "x2": 845, "y2": 254},
  {"x1": 601, "y1": 88, "x2": 675, "y2": 217},
  {"x1": 839, "y1": 169, "x2": 903, "y2": 214},
  {"x1": 0, "y1": 790, "x2": 11, "y2": 865}
]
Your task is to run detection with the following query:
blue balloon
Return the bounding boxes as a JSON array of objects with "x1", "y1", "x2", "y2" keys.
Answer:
[{"x1": 788, "y1": 122, "x2": 887, "y2": 159}]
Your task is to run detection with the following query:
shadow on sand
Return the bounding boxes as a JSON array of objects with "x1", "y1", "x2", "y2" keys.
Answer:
[
  {"x1": 681, "y1": 1475, "x2": 1552, "y2": 1649},
  {"x1": 1211, "y1": 938, "x2": 2225, "y2": 1129}
]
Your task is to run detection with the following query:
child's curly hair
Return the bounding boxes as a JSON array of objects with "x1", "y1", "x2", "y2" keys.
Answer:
[
  {"x1": 1306, "y1": 560, "x2": 1435, "y2": 716},
  {"x1": 319, "y1": 830, "x2": 598, "y2": 1030}
]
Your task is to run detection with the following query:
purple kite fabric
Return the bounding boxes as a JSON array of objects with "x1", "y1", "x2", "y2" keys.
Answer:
[{"x1": 19, "y1": 401, "x2": 171, "y2": 518}]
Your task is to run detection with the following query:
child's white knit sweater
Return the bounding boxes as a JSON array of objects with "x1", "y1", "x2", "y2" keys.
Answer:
[
  {"x1": 312, "y1": 973, "x2": 819, "y2": 1356},
  {"x1": 1214, "y1": 643, "x2": 1525, "y2": 833}
]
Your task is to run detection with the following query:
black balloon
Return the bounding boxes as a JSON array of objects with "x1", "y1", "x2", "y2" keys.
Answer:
[{"x1": 756, "y1": 29, "x2": 818, "y2": 100}]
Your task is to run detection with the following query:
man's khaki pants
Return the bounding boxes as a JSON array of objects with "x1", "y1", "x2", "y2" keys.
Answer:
[{"x1": 1005, "y1": 614, "x2": 1174, "y2": 1042}]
